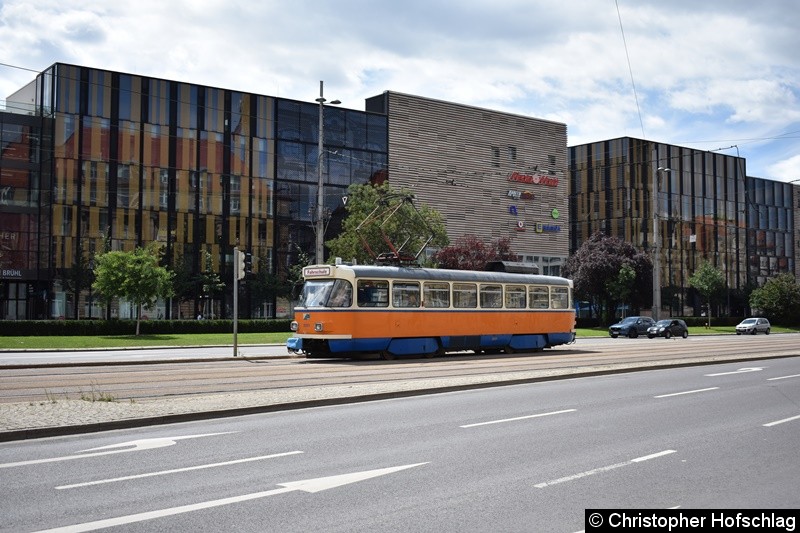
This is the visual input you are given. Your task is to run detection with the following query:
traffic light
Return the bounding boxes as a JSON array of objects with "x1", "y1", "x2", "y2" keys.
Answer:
[
  {"x1": 243, "y1": 252, "x2": 253, "y2": 275},
  {"x1": 236, "y1": 248, "x2": 245, "y2": 280}
]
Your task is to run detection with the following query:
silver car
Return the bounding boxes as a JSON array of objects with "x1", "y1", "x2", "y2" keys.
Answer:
[{"x1": 735, "y1": 317, "x2": 771, "y2": 335}]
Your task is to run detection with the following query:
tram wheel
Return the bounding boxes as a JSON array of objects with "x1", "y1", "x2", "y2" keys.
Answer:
[{"x1": 380, "y1": 351, "x2": 395, "y2": 361}]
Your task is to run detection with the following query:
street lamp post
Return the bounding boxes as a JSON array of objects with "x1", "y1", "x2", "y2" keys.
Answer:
[
  {"x1": 315, "y1": 81, "x2": 340, "y2": 265},
  {"x1": 653, "y1": 166, "x2": 670, "y2": 321}
]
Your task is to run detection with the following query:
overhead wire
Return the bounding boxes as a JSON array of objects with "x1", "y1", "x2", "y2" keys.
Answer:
[{"x1": 615, "y1": 0, "x2": 645, "y2": 139}]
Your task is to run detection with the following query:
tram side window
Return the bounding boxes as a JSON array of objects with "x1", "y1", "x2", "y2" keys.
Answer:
[
  {"x1": 480, "y1": 284, "x2": 503, "y2": 308},
  {"x1": 424, "y1": 282, "x2": 450, "y2": 308},
  {"x1": 453, "y1": 283, "x2": 477, "y2": 308},
  {"x1": 505, "y1": 285, "x2": 526, "y2": 309},
  {"x1": 357, "y1": 280, "x2": 389, "y2": 307},
  {"x1": 551, "y1": 287, "x2": 569, "y2": 309},
  {"x1": 529, "y1": 286, "x2": 549, "y2": 309},
  {"x1": 393, "y1": 282, "x2": 420, "y2": 308}
]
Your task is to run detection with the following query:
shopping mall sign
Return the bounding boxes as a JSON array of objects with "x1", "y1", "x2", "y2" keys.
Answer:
[{"x1": 507, "y1": 171, "x2": 559, "y2": 187}]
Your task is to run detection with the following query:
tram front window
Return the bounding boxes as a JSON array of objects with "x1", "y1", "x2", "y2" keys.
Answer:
[
  {"x1": 328, "y1": 281, "x2": 352, "y2": 307},
  {"x1": 300, "y1": 281, "x2": 333, "y2": 307},
  {"x1": 299, "y1": 280, "x2": 352, "y2": 308}
]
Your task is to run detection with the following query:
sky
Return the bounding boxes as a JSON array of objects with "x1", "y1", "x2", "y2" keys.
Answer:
[{"x1": 1, "y1": 0, "x2": 799, "y2": 182}]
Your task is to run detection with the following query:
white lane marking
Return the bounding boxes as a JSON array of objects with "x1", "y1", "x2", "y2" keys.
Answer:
[
  {"x1": 767, "y1": 374, "x2": 800, "y2": 381},
  {"x1": 654, "y1": 387, "x2": 719, "y2": 398},
  {"x1": 631, "y1": 450, "x2": 676, "y2": 462},
  {"x1": 33, "y1": 463, "x2": 429, "y2": 533},
  {"x1": 534, "y1": 450, "x2": 676, "y2": 489},
  {"x1": 705, "y1": 367, "x2": 763, "y2": 377},
  {"x1": 460, "y1": 409, "x2": 576, "y2": 428},
  {"x1": 80, "y1": 433, "x2": 236, "y2": 453},
  {"x1": 763, "y1": 414, "x2": 800, "y2": 427},
  {"x1": 56, "y1": 451, "x2": 304, "y2": 489},
  {"x1": 0, "y1": 433, "x2": 236, "y2": 469}
]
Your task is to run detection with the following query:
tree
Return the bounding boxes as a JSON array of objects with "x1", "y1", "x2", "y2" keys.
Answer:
[
  {"x1": 58, "y1": 252, "x2": 94, "y2": 318},
  {"x1": 604, "y1": 263, "x2": 636, "y2": 318},
  {"x1": 93, "y1": 245, "x2": 174, "y2": 335},
  {"x1": 170, "y1": 252, "x2": 197, "y2": 316},
  {"x1": 688, "y1": 260, "x2": 725, "y2": 327},
  {"x1": 326, "y1": 182, "x2": 449, "y2": 265},
  {"x1": 562, "y1": 232, "x2": 652, "y2": 324},
  {"x1": 195, "y1": 250, "x2": 225, "y2": 319},
  {"x1": 749, "y1": 273, "x2": 800, "y2": 325},
  {"x1": 248, "y1": 252, "x2": 293, "y2": 317},
  {"x1": 434, "y1": 235, "x2": 519, "y2": 271}
]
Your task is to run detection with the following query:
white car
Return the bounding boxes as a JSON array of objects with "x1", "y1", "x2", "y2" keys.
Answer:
[{"x1": 735, "y1": 317, "x2": 771, "y2": 335}]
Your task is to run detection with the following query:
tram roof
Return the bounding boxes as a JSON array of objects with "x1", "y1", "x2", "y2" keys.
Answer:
[{"x1": 307, "y1": 264, "x2": 571, "y2": 286}]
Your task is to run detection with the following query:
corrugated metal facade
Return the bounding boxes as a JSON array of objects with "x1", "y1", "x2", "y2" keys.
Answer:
[{"x1": 376, "y1": 92, "x2": 569, "y2": 267}]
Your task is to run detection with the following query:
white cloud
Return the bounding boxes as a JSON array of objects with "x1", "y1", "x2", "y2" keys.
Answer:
[
  {"x1": 766, "y1": 154, "x2": 800, "y2": 183},
  {"x1": 0, "y1": 0, "x2": 798, "y2": 180}
]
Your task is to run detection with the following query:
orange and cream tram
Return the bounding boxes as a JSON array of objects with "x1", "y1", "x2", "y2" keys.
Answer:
[{"x1": 287, "y1": 263, "x2": 576, "y2": 359}]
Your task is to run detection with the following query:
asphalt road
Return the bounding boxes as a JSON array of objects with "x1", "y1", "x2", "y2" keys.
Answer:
[{"x1": 2, "y1": 356, "x2": 798, "y2": 532}]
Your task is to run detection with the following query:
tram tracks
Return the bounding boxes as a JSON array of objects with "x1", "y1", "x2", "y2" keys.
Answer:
[{"x1": 2, "y1": 335, "x2": 799, "y2": 404}]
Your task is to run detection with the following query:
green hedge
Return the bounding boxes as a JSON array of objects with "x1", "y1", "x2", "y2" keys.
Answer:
[
  {"x1": 680, "y1": 316, "x2": 742, "y2": 327},
  {"x1": 0, "y1": 319, "x2": 292, "y2": 336}
]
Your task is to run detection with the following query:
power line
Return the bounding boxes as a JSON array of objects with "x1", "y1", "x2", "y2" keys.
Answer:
[
  {"x1": 0, "y1": 61, "x2": 42, "y2": 74},
  {"x1": 615, "y1": 0, "x2": 645, "y2": 138}
]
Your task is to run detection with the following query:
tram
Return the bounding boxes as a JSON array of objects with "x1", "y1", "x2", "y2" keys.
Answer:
[{"x1": 287, "y1": 263, "x2": 576, "y2": 359}]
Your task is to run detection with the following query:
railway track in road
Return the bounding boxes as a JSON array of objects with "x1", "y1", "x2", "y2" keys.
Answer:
[{"x1": 2, "y1": 335, "x2": 799, "y2": 404}]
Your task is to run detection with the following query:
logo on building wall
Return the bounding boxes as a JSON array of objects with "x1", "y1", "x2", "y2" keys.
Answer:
[
  {"x1": 535, "y1": 223, "x2": 562, "y2": 233},
  {"x1": 507, "y1": 171, "x2": 559, "y2": 187},
  {"x1": 507, "y1": 190, "x2": 535, "y2": 200},
  {"x1": 516, "y1": 220, "x2": 525, "y2": 231}
]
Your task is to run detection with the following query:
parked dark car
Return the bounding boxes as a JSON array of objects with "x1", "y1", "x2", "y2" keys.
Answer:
[
  {"x1": 647, "y1": 319, "x2": 689, "y2": 339},
  {"x1": 609, "y1": 316, "x2": 656, "y2": 338},
  {"x1": 735, "y1": 317, "x2": 771, "y2": 335}
]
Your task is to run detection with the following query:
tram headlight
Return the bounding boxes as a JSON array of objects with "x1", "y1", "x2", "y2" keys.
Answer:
[
  {"x1": 290, "y1": 321, "x2": 298, "y2": 332},
  {"x1": 314, "y1": 322, "x2": 324, "y2": 332}
]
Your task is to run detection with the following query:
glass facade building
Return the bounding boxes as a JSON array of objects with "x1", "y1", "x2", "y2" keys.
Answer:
[
  {"x1": 0, "y1": 63, "x2": 387, "y2": 319},
  {"x1": 1, "y1": 64, "x2": 796, "y2": 322},
  {"x1": 569, "y1": 137, "x2": 795, "y2": 317},
  {"x1": 0, "y1": 104, "x2": 52, "y2": 319}
]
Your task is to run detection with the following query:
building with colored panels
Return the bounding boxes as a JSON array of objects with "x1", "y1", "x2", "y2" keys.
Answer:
[
  {"x1": 569, "y1": 137, "x2": 796, "y2": 317},
  {"x1": 1, "y1": 64, "x2": 387, "y2": 319}
]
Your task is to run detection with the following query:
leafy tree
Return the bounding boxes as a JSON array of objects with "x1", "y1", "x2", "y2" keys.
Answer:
[
  {"x1": 688, "y1": 260, "x2": 726, "y2": 327},
  {"x1": 171, "y1": 252, "x2": 198, "y2": 312},
  {"x1": 93, "y1": 245, "x2": 174, "y2": 335},
  {"x1": 58, "y1": 252, "x2": 94, "y2": 318},
  {"x1": 563, "y1": 232, "x2": 652, "y2": 324},
  {"x1": 195, "y1": 250, "x2": 225, "y2": 319},
  {"x1": 605, "y1": 263, "x2": 636, "y2": 318},
  {"x1": 287, "y1": 247, "x2": 312, "y2": 302},
  {"x1": 326, "y1": 182, "x2": 449, "y2": 265},
  {"x1": 749, "y1": 273, "x2": 800, "y2": 325},
  {"x1": 434, "y1": 235, "x2": 519, "y2": 271},
  {"x1": 248, "y1": 252, "x2": 293, "y2": 317}
]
